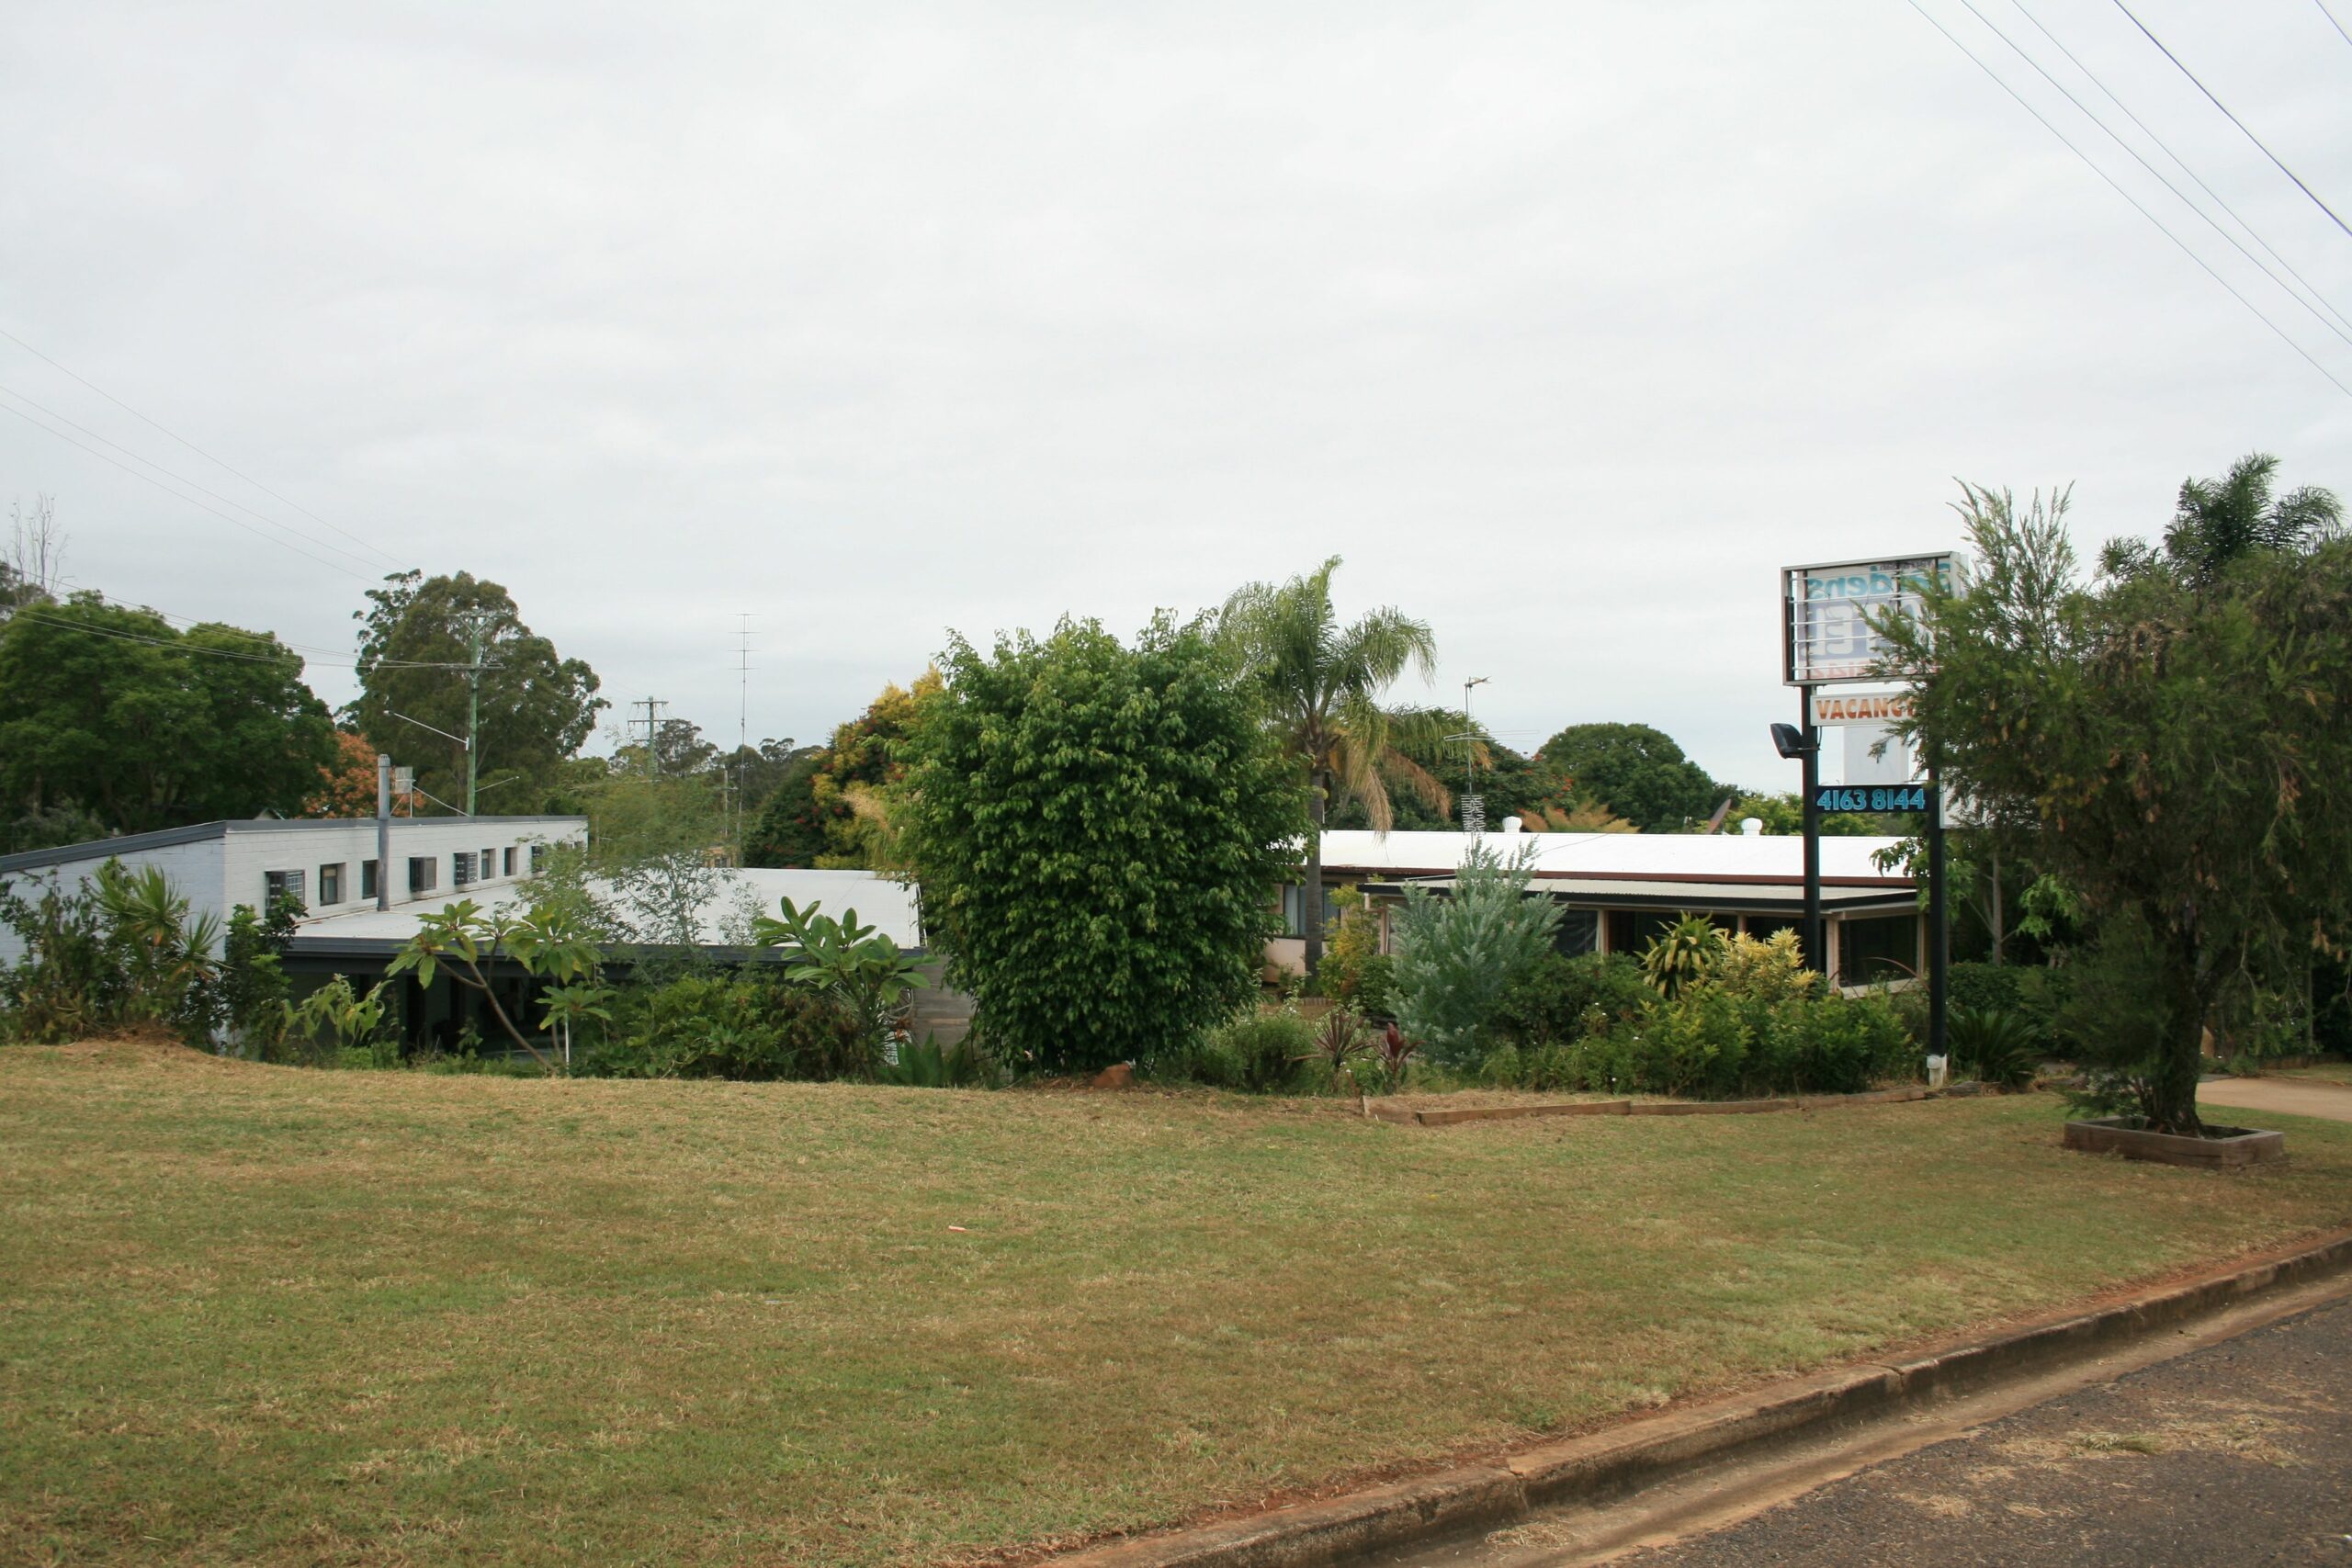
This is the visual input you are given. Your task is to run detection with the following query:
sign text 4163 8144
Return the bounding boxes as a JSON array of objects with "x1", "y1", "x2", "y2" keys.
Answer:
[{"x1": 1813, "y1": 783, "x2": 1933, "y2": 816}]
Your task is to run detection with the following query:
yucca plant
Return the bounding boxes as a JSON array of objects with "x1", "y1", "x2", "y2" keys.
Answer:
[
  {"x1": 1295, "y1": 1007, "x2": 1369, "y2": 1087},
  {"x1": 1947, "y1": 1006, "x2": 2041, "y2": 1091},
  {"x1": 1640, "y1": 913, "x2": 1725, "y2": 999}
]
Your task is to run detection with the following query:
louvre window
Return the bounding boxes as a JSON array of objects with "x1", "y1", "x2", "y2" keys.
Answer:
[
  {"x1": 452, "y1": 852, "x2": 476, "y2": 888},
  {"x1": 408, "y1": 857, "x2": 436, "y2": 895},
  {"x1": 264, "y1": 870, "x2": 307, "y2": 909}
]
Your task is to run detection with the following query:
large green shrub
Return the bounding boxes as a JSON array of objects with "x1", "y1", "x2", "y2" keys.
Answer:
[
  {"x1": 1492, "y1": 952, "x2": 1650, "y2": 1050},
  {"x1": 902, "y1": 616, "x2": 1304, "y2": 1077},
  {"x1": 1946, "y1": 961, "x2": 2027, "y2": 1017},
  {"x1": 1148, "y1": 1008, "x2": 1312, "y2": 1093},
  {"x1": 1479, "y1": 989, "x2": 1916, "y2": 1100},
  {"x1": 590, "y1": 974, "x2": 868, "y2": 1081},
  {"x1": 1392, "y1": 842, "x2": 1563, "y2": 1067}
]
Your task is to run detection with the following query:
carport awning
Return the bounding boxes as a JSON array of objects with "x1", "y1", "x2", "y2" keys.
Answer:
[{"x1": 1358, "y1": 877, "x2": 1917, "y2": 915}]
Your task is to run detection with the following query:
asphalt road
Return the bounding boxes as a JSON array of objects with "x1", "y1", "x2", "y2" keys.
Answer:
[{"x1": 1610, "y1": 1294, "x2": 2352, "y2": 1568}]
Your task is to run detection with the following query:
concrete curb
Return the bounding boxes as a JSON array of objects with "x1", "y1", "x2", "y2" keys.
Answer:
[
  {"x1": 1043, "y1": 1228, "x2": 2352, "y2": 1568},
  {"x1": 1369, "y1": 1085, "x2": 1938, "y2": 1128}
]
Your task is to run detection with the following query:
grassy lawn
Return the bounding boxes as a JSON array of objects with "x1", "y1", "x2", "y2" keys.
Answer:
[{"x1": 6, "y1": 1043, "x2": 2351, "y2": 1567}]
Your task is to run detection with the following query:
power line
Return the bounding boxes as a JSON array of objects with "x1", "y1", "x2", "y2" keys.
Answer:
[
  {"x1": 2108, "y1": 0, "x2": 2352, "y2": 240},
  {"x1": 0, "y1": 399, "x2": 379, "y2": 581},
  {"x1": 2321, "y1": 0, "x2": 2352, "y2": 51},
  {"x1": 0, "y1": 324, "x2": 409, "y2": 570},
  {"x1": 8, "y1": 593, "x2": 470, "y2": 671},
  {"x1": 6, "y1": 608, "x2": 309, "y2": 665},
  {"x1": 2006, "y1": 0, "x2": 2352, "y2": 339},
  {"x1": 1905, "y1": 0, "x2": 2352, "y2": 400},
  {"x1": 0, "y1": 382, "x2": 400, "y2": 575},
  {"x1": 1960, "y1": 0, "x2": 2352, "y2": 348}
]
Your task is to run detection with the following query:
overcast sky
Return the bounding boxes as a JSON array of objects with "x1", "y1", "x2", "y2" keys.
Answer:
[{"x1": 4, "y1": 0, "x2": 2348, "y2": 792}]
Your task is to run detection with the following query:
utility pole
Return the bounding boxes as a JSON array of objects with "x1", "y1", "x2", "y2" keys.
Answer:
[
  {"x1": 463, "y1": 615, "x2": 487, "y2": 818},
  {"x1": 631, "y1": 697, "x2": 666, "y2": 780},
  {"x1": 375, "y1": 753, "x2": 391, "y2": 911}
]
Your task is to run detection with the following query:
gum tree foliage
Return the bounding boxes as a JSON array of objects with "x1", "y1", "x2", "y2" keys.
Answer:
[
  {"x1": 349, "y1": 571, "x2": 605, "y2": 811},
  {"x1": 1536, "y1": 723, "x2": 1721, "y2": 833},
  {"x1": 1881, "y1": 468, "x2": 2350, "y2": 1134},
  {"x1": 0, "y1": 594, "x2": 337, "y2": 833},
  {"x1": 745, "y1": 674, "x2": 938, "y2": 869},
  {"x1": 1217, "y1": 556, "x2": 1442, "y2": 976},
  {"x1": 901, "y1": 616, "x2": 1305, "y2": 1076},
  {"x1": 1391, "y1": 841, "x2": 1563, "y2": 1067}
]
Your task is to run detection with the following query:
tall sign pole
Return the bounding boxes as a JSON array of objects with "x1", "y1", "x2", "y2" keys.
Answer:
[
  {"x1": 1927, "y1": 764, "x2": 1950, "y2": 1065},
  {"x1": 1800, "y1": 695, "x2": 1824, "y2": 974},
  {"x1": 1782, "y1": 554, "x2": 1956, "y2": 987}
]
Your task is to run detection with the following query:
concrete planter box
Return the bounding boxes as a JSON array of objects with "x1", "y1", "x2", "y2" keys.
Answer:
[{"x1": 2063, "y1": 1116, "x2": 2286, "y2": 1169}]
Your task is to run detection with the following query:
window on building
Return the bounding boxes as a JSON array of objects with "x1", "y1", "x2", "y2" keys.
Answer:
[
  {"x1": 408, "y1": 856, "x2": 436, "y2": 895},
  {"x1": 317, "y1": 863, "x2": 345, "y2": 906},
  {"x1": 503, "y1": 846, "x2": 517, "y2": 877},
  {"x1": 453, "y1": 852, "x2": 479, "y2": 888},
  {"x1": 1279, "y1": 884, "x2": 1306, "y2": 937},
  {"x1": 1838, "y1": 914, "x2": 1919, "y2": 987},
  {"x1": 263, "y1": 869, "x2": 308, "y2": 909},
  {"x1": 1603, "y1": 908, "x2": 1684, "y2": 957},
  {"x1": 1552, "y1": 908, "x2": 1598, "y2": 956},
  {"x1": 361, "y1": 860, "x2": 379, "y2": 900},
  {"x1": 530, "y1": 843, "x2": 548, "y2": 873},
  {"x1": 480, "y1": 846, "x2": 495, "y2": 879}
]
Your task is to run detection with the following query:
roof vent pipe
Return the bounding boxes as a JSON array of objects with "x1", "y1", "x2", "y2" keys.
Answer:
[
  {"x1": 1741, "y1": 818, "x2": 1764, "y2": 837},
  {"x1": 1501, "y1": 816, "x2": 1523, "y2": 834}
]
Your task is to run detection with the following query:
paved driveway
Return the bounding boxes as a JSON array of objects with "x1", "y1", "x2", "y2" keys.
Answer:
[
  {"x1": 1611, "y1": 1295, "x2": 2352, "y2": 1567},
  {"x1": 2197, "y1": 1076, "x2": 2352, "y2": 1125}
]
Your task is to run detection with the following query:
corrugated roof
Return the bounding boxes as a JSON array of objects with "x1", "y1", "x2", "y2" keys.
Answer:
[
  {"x1": 1314, "y1": 829, "x2": 1908, "y2": 886},
  {"x1": 0, "y1": 816, "x2": 590, "y2": 876},
  {"x1": 289, "y1": 867, "x2": 922, "y2": 951}
]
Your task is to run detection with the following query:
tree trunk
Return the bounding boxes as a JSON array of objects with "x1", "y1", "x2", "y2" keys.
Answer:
[
  {"x1": 2148, "y1": 922, "x2": 2206, "y2": 1135},
  {"x1": 1303, "y1": 771, "x2": 1328, "y2": 979},
  {"x1": 458, "y1": 962, "x2": 553, "y2": 1069},
  {"x1": 1987, "y1": 846, "x2": 2005, "y2": 964}
]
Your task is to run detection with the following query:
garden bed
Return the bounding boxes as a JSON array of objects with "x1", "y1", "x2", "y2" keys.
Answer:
[
  {"x1": 6, "y1": 1040, "x2": 2350, "y2": 1567},
  {"x1": 2064, "y1": 1115, "x2": 2289, "y2": 1169}
]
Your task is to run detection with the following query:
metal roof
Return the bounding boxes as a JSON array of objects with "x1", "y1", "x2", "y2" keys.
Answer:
[
  {"x1": 1360, "y1": 875, "x2": 1917, "y2": 914},
  {"x1": 0, "y1": 815, "x2": 589, "y2": 876},
  {"x1": 288, "y1": 866, "x2": 922, "y2": 954},
  {"x1": 1313, "y1": 829, "x2": 1909, "y2": 887}
]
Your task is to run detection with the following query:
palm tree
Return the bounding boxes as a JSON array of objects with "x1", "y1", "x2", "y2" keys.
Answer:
[
  {"x1": 2161, "y1": 452, "x2": 2341, "y2": 588},
  {"x1": 1219, "y1": 556, "x2": 1442, "y2": 975}
]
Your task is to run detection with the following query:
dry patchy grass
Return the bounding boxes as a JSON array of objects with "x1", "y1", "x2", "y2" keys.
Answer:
[{"x1": 5, "y1": 1041, "x2": 2351, "y2": 1566}]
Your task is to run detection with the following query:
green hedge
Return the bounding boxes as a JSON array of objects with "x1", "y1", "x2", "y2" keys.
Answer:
[
  {"x1": 585, "y1": 973, "x2": 871, "y2": 1081},
  {"x1": 1482, "y1": 989, "x2": 1917, "y2": 1100}
]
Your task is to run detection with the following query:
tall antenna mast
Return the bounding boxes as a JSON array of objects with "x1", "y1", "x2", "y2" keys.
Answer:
[
  {"x1": 735, "y1": 615, "x2": 755, "y2": 859},
  {"x1": 1457, "y1": 676, "x2": 1489, "y2": 832}
]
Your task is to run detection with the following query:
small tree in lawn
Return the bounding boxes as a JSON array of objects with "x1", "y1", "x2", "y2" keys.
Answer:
[
  {"x1": 387, "y1": 897, "x2": 605, "y2": 1070},
  {"x1": 1391, "y1": 840, "x2": 1562, "y2": 1068},
  {"x1": 1880, "y1": 467, "x2": 2352, "y2": 1134},
  {"x1": 901, "y1": 615, "x2": 1305, "y2": 1077}
]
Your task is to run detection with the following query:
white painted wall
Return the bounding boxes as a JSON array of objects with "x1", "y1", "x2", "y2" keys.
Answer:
[{"x1": 0, "y1": 818, "x2": 586, "y2": 965}]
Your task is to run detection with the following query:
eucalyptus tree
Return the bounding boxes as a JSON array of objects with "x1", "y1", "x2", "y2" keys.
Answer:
[
  {"x1": 1217, "y1": 556, "x2": 1442, "y2": 975},
  {"x1": 1884, "y1": 472, "x2": 2352, "y2": 1134}
]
